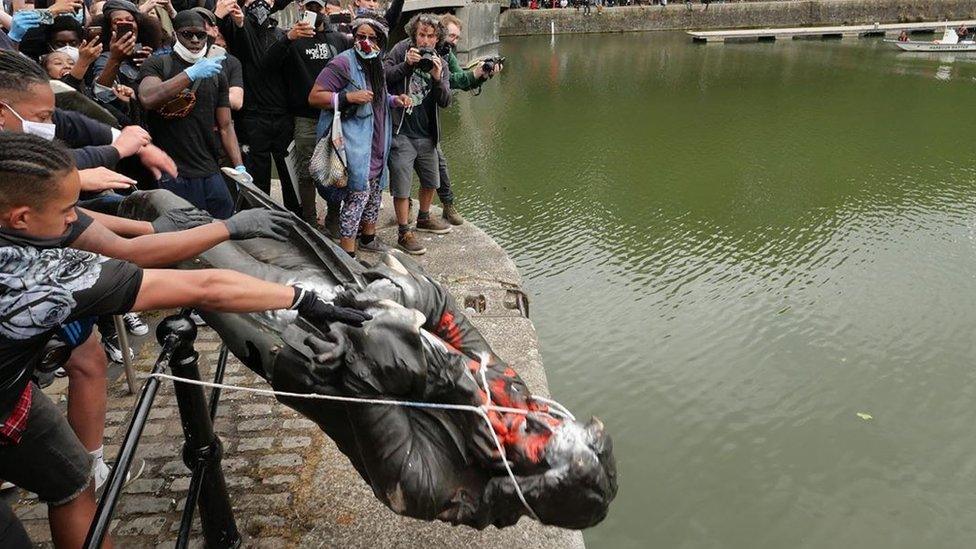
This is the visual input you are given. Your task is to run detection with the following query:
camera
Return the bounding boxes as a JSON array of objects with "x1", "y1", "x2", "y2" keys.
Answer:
[
  {"x1": 415, "y1": 47, "x2": 438, "y2": 72},
  {"x1": 481, "y1": 56, "x2": 506, "y2": 75}
]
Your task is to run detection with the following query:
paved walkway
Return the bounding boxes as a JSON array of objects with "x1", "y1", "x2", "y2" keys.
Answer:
[{"x1": 11, "y1": 201, "x2": 585, "y2": 548}]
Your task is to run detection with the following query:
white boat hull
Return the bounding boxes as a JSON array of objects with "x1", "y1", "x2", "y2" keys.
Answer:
[{"x1": 887, "y1": 40, "x2": 976, "y2": 52}]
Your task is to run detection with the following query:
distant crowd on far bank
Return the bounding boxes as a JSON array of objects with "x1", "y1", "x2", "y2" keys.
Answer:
[{"x1": 509, "y1": 0, "x2": 726, "y2": 10}]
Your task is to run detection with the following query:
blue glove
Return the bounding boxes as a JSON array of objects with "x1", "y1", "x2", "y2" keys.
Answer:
[
  {"x1": 184, "y1": 55, "x2": 225, "y2": 82},
  {"x1": 233, "y1": 165, "x2": 253, "y2": 184},
  {"x1": 9, "y1": 10, "x2": 42, "y2": 42}
]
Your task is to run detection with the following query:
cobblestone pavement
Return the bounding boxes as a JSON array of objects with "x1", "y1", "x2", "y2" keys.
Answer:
[{"x1": 13, "y1": 320, "x2": 327, "y2": 547}]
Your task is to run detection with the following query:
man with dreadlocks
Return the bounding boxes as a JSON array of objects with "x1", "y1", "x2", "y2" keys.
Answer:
[
  {"x1": 308, "y1": 12, "x2": 411, "y2": 258},
  {"x1": 0, "y1": 133, "x2": 371, "y2": 545}
]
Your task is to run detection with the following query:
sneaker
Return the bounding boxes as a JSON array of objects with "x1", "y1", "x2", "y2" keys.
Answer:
[
  {"x1": 189, "y1": 311, "x2": 207, "y2": 326},
  {"x1": 0, "y1": 480, "x2": 15, "y2": 491},
  {"x1": 415, "y1": 215, "x2": 452, "y2": 234},
  {"x1": 95, "y1": 459, "x2": 146, "y2": 493},
  {"x1": 358, "y1": 236, "x2": 391, "y2": 253},
  {"x1": 441, "y1": 204, "x2": 465, "y2": 226},
  {"x1": 102, "y1": 332, "x2": 134, "y2": 363},
  {"x1": 397, "y1": 231, "x2": 427, "y2": 255},
  {"x1": 54, "y1": 367, "x2": 67, "y2": 378},
  {"x1": 122, "y1": 312, "x2": 149, "y2": 336}
]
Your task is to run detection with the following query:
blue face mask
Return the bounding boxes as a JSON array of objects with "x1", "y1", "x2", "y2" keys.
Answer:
[{"x1": 73, "y1": 8, "x2": 84, "y2": 23}]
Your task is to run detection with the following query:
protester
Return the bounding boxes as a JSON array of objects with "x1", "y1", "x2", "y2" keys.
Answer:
[
  {"x1": 436, "y1": 14, "x2": 503, "y2": 227},
  {"x1": 309, "y1": 12, "x2": 411, "y2": 256},
  {"x1": 266, "y1": 0, "x2": 350, "y2": 225},
  {"x1": 192, "y1": 6, "x2": 243, "y2": 110},
  {"x1": 215, "y1": 0, "x2": 301, "y2": 215},
  {"x1": 0, "y1": 132, "x2": 369, "y2": 546},
  {"x1": 138, "y1": 10, "x2": 248, "y2": 219},
  {"x1": 0, "y1": 49, "x2": 177, "y2": 186},
  {"x1": 384, "y1": 13, "x2": 452, "y2": 255},
  {"x1": 91, "y1": 0, "x2": 153, "y2": 107}
]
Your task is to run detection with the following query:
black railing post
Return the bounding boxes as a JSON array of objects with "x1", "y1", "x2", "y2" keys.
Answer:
[{"x1": 167, "y1": 310, "x2": 241, "y2": 548}]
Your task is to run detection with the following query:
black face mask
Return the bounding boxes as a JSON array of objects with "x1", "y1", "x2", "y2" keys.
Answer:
[{"x1": 246, "y1": 1, "x2": 271, "y2": 26}]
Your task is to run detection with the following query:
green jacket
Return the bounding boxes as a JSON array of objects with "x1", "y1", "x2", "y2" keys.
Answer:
[{"x1": 447, "y1": 50, "x2": 485, "y2": 92}]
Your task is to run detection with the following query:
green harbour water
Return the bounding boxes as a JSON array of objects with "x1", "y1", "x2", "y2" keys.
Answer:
[{"x1": 440, "y1": 32, "x2": 976, "y2": 548}]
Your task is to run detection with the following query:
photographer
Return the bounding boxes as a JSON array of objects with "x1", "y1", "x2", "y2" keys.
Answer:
[
  {"x1": 383, "y1": 13, "x2": 451, "y2": 255},
  {"x1": 0, "y1": 132, "x2": 368, "y2": 546},
  {"x1": 434, "y1": 13, "x2": 502, "y2": 226}
]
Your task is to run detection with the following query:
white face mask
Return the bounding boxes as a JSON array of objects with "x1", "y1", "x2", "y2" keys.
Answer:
[
  {"x1": 56, "y1": 45, "x2": 80, "y2": 63},
  {"x1": 1, "y1": 103, "x2": 56, "y2": 141},
  {"x1": 173, "y1": 40, "x2": 207, "y2": 63}
]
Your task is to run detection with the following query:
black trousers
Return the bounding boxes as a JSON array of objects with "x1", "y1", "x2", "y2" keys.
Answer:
[
  {"x1": 237, "y1": 112, "x2": 301, "y2": 215},
  {"x1": 435, "y1": 145, "x2": 454, "y2": 205}
]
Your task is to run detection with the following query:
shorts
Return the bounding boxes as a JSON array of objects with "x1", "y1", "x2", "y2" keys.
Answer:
[
  {"x1": 0, "y1": 386, "x2": 92, "y2": 505},
  {"x1": 388, "y1": 134, "x2": 439, "y2": 199}
]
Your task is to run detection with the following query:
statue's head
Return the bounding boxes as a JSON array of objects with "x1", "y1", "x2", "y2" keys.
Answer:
[{"x1": 485, "y1": 415, "x2": 617, "y2": 529}]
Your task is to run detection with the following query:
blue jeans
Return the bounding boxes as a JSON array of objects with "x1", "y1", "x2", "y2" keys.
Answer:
[{"x1": 159, "y1": 173, "x2": 234, "y2": 219}]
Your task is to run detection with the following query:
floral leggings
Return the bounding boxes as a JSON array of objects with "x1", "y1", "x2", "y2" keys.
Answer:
[{"x1": 339, "y1": 178, "x2": 383, "y2": 239}]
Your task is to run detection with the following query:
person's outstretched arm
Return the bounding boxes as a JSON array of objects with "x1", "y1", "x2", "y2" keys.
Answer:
[
  {"x1": 71, "y1": 209, "x2": 294, "y2": 267},
  {"x1": 133, "y1": 269, "x2": 371, "y2": 328}
]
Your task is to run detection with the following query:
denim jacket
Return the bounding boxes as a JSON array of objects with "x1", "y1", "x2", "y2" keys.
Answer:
[{"x1": 316, "y1": 49, "x2": 392, "y2": 192}]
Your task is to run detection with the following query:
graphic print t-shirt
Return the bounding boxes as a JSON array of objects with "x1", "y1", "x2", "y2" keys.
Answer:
[{"x1": 0, "y1": 237, "x2": 143, "y2": 415}]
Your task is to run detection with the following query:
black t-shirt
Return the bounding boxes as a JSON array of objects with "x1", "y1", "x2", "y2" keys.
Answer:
[
  {"x1": 139, "y1": 54, "x2": 231, "y2": 178},
  {"x1": 402, "y1": 72, "x2": 435, "y2": 140},
  {"x1": 223, "y1": 53, "x2": 244, "y2": 89},
  {"x1": 281, "y1": 31, "x2": 351, "y2": 120},
  {"x1": 0, "y1": 226, "x2": 143, "y2": 416}
]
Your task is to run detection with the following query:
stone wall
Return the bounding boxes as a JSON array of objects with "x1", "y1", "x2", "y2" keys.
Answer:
[{"x1": 499, "y1": 0, "x2": 976, "y2": 35}]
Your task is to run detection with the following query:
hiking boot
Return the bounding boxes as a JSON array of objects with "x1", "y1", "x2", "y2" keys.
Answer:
[
  {"x1": 122, "y1": 312, "x2": 149, "y2": 336},
  {"x1": 358, "y1": 236, "x2": 391, "y2": 253},
  {"x1": 102, "y1": 331, "x2": 134, "y2": 363},
  {"x1": 397, "y1": 231, "x2": 427, "y2": 255},
  {"x1": 441, "y1": 204, "x2": 465, "y2": 226},
  {"x1": 416, "y1": 215, "x2": 452, "y2": 234}
]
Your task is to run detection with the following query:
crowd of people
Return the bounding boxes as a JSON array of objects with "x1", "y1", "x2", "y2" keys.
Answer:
[{"x1": 0, "y1": 0, "x2": 501, "y2": 544}]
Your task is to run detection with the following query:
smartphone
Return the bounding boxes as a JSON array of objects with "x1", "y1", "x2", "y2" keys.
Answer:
[
  {"x1": 115, "y1": 21, "x2": 134, "y2": 38},
  {"x1": 329, "y1": 12, "x2": 351, "y2": 25},
  {"x1": 85, "y1": 25, "x2": 101, "y2": 40},
  {"x1": 301, "y1": 10, "x2": 317, "y2": 26}
]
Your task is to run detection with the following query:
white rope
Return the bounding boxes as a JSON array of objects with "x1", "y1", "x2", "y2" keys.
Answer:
[{"x1": 149, "y1": 353, "x2": 561, "y2": 521}]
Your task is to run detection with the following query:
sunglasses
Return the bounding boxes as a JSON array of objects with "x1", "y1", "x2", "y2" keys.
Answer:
[{"x1": 178, "y1": 30, "x2": 208, "y2": 41}]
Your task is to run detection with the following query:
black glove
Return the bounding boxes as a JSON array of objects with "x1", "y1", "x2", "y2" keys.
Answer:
[
  {"x1": 291, "y1": 287, "x2": 371, "y2": 329},
  {"x1": 223, "y1": 209, "x2": 295, "y2": 242},
  {"x1": 151, "y1": 207, "x2": 214, "y2": 233}
]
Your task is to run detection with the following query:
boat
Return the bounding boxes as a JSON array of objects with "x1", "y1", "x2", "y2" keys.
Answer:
[{"x1": 887, "y1": 27, "x2": 976, "y2": 51}]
